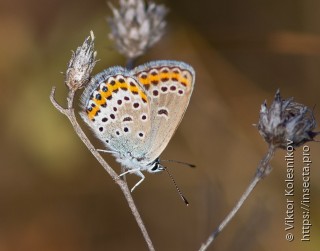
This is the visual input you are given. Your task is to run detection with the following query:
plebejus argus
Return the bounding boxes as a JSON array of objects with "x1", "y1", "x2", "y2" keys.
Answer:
[{"x1": 80, "y1": 60, "x2": 195, "y2": 191}]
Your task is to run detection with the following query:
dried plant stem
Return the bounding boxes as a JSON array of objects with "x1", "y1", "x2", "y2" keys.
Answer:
[
  {"x1": 50, "y1": 87, "x2": 155, "y2": 251},
  {"x1": 199, "y1": 146, "x2": 276, "y2": 251},
  {"x1": 126, "y1": 57, "x2": 136, "y2": 70}
]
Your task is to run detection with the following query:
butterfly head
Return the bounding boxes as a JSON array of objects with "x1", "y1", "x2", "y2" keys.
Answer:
[{"x1": 148, "y1": 158, "x2": 165, "y2": 173}]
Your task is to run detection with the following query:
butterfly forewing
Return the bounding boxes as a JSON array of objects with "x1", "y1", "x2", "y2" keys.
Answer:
[{"x1": 132, "y1": 60, "x2": 195, "y2": 161}]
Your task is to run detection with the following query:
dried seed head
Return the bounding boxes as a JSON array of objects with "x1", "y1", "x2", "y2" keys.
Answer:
[
  {"x1": 257, "y1": 90, "x2": 319, "y2": 149},
  {"x1": 107, "y1": 0, "x2": 168, "y2": 59},
  {"x1": 65, "y1": 31, "x2": 97, "y2": 91}
]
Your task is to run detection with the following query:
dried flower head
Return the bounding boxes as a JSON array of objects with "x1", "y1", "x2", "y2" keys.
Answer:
[
  {"x1": 65, "y1": 31, "x2": 97, "y2": 91},
  {"x1": 108, "y1": 0, "x2": 168, "y2": 60},
  {"x1": 257, "y1": 90, "x2": 319, "y2": 149}
]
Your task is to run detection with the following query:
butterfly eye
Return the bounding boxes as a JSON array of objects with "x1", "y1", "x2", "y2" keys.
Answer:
[
  {"x1": 151, "y1": 164, "x2": 164, "y2": 172},
  {"x1": 151, "y1": 165, "x2": 158, "y2": 171}
]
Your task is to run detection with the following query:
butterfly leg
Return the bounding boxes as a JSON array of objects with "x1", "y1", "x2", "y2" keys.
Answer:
[
  {"x1": 119, "y1": 168, "x2": 140, "y2": 177},
  {"x1": 130, "y1": 170, "x2": 145, "y2": 192},
  {"x1": 119, "y1": 169, "x2": 145, "y2": 192},
  {"x1": 97, "y1": 149, "x2": 117, "y2": 154}
]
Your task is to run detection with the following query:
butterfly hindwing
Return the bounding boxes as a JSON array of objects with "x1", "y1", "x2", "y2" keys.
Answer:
[{"x1": 80, "y1": 67, "x2": 152, "y2": 161}]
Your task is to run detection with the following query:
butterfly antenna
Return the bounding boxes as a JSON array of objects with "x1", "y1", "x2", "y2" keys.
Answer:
[
  {"x1": 161, "y1": 159, "x2": 196, "y2": 168},
  {"x1": 163, "y1": 166, "x2": 189, "y2": 206}
]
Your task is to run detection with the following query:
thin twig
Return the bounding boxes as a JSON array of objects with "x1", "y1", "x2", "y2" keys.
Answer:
[
  {"x1": 50, "y1": 86, "x2": 155, "y2": 251},
  {"x1": 199, "y1": 146, "x2": 276, "y2": 251},
  {"x1": 126, "y1": 57, "x2": 136, "y2": 70}
]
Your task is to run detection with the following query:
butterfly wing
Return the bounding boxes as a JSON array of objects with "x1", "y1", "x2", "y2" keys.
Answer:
[
  {"x1": 80, "y1": 66, "x2": 152, "y2": 164},
  {"x1": 132, "y1": 60, "x2": 195, "y2": 161}
]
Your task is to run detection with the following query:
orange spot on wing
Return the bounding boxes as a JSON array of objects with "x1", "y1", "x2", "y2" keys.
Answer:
[
  {"x1": 101, "y1": 89, "x2": 112, "y2": 100},
  {"x1": 88, "y1": 106, "x2": 99, "y2": 120},
  {"x1": 171, "y1": 73, "x2": 180, "y2": 80},
  {"x1": 138, "y1": 77, "x2": 150, "y2": 85},
  {"x1": 159, "y1": 72, "x2": 170, "y2": 80},
  {"x1": 140, "y1": 92, "x2": 147, "y2": 102},
  {"x1": 129, "y1": 86, "x2": 139, "y2": 93},
  {"x1": 149, "y1": 74, "x2": 160, "y2": 83}
]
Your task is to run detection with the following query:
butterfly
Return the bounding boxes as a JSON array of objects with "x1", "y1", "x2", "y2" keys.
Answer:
[{"x1": 80, "y1": 60, "x2": 195, "y2": 192}]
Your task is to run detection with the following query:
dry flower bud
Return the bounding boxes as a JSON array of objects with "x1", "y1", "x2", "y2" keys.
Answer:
[
  {"x1": 257, "y1": 90, "x2": 319, "y2": 148},
  {"x1": 108, "y1": 0, "x2": 168, "y2": 59},
  {"x1": 65, "y1": 31, "x2": 97, "y2": 91}
]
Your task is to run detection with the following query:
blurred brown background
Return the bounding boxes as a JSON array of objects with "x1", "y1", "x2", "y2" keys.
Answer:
[{"x1": 1, "y1": 0, "x2": 320, "y2": 250}]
